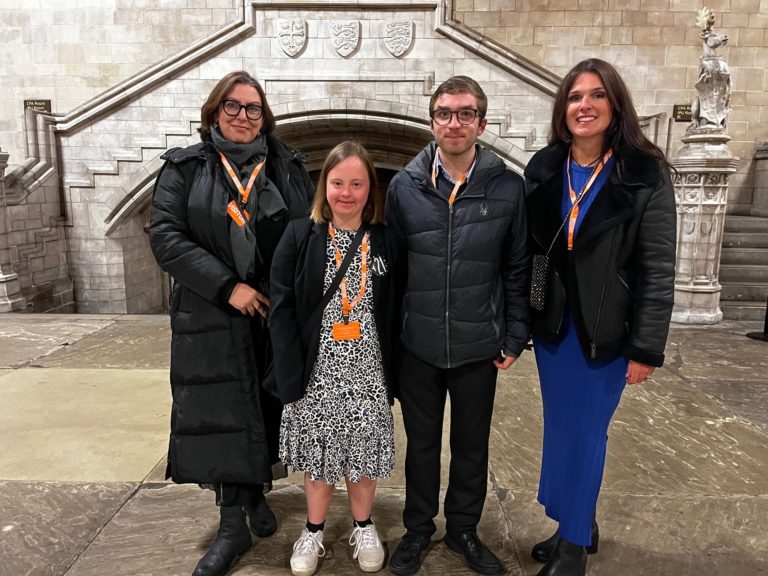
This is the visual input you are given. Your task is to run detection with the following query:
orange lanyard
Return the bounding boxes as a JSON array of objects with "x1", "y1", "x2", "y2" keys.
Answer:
[
  {"x1": 431, "y1": 149, "x2": 468, "y2": 206},
  {"x1": 220, "y1": 152, "x2": 266, "y2": 228},
  {"x1": 328, "y1": 224, "x2": 369, "y2": 322},
  {"x1": 566, "y1": 149, "x2": 613, "y2": 250}
]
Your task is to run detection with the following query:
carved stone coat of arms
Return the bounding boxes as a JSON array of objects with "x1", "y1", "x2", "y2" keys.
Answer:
[
  {"x1": 277, "y1": 19, "x2": 306, "y2": 57},
  {"x1": 331, "y1": 21, "x2": 360, "y2": 58},
  {"x1": 384, "y1": 21, "x2": 413, "y2": 57}
]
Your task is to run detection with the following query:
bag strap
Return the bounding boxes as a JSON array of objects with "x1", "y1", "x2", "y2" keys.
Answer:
[
  {"x1": 314, "y1": 223, "x2": 369, "y2": 316},
  {"x1": 543, "y1": 183, "x2": 592, "y2": 257}
]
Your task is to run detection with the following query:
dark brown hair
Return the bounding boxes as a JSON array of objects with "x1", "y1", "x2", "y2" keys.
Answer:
[
  {"x1": 429, "y1": 75, "x2": 488, "y2": 118},
  {"x1": 198, "y1": 71, "x2": 275, "y2": 141},
  {"x1": 549, "y1": 58, "x2": 665, "y2": 160},
  {"x1": 310, "y1": 141, "x2": 384, "y2": 225}
]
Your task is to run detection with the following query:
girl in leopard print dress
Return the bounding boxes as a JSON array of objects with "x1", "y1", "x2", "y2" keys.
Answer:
[{"x1": 270, "y1": 141, "x2": 404, "y2": 576}]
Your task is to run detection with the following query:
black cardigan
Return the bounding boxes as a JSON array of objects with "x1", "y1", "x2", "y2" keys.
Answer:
[{"x1": 269, "y1": 219, "x2": 405, "y2": 405}]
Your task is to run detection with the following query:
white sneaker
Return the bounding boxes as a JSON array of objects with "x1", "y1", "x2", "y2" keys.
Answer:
[
  {"x1": 349, "y1": 522, "x2": 385, "y2": 572},
  {"x1": 290, "y1": 528, "x2": 325, "y2": 576}
]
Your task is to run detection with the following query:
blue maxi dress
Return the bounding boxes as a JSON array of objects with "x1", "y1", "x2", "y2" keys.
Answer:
[{"x1": 533, "y1": 157, "x2": 627, "y2": 547}]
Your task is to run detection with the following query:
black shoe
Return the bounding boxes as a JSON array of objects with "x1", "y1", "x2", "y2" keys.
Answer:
[
  {"x1": 243, "y1": 491, "x2": 277, "y2": 538},
  {"x1": 444, "y1": 530, "x2": 506, "y2": 575},
  {"x1": 535, "y1": 538, "x2": 586, "y2": 576},
  {"x1": 388, "y1": 531, "x2": 431, "y2": 575},
  {"x1": 531, "y1": 520, "x2": 598, "y2": 564},
  {"x1": 192, "y1": 505, "x2": 252, "y2": 576}
]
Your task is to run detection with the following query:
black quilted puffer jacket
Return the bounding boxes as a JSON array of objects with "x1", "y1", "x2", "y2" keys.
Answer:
[{"x1": 386, "y1": 142, "x2": 529, "y2": 369}]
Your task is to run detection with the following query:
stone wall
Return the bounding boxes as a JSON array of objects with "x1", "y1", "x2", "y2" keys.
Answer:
[
  {"x1": 0, "y1": 0, "x2": 766, "y2": 313},
  {"x1": 453, "y1": 0, "x2": 768, "y2": 214},
  {"x1": 0, "y1": 152, "x2": 72, "y2": 313},
  {"x1": 0, "y1": 0, "x2": 238, "y2": 173}
]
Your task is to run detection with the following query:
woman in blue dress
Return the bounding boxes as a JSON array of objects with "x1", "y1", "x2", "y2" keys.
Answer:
[{"x1": 524, "y1": 58, "x2": 677, "y2": 576}]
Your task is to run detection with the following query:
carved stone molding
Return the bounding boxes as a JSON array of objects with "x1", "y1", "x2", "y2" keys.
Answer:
[{"x1": 0, "y1": 148, "x2": 28, "y2": 312}]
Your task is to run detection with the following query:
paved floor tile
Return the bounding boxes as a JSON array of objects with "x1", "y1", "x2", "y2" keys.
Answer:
[
  {"x1": 0, "y1": 481, "x2": 136, "y2": 576},
  {"x1": 0, "y1": 368, "x2": 170, "y2": 482}
]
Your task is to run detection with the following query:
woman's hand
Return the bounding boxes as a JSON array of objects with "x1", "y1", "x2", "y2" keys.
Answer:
[
  {"x1": 626, "y1": 360, "x2": 654, "y2": 385},
  {"x1": 228, "y1": 282, "x2": 270, "y2": 318}
]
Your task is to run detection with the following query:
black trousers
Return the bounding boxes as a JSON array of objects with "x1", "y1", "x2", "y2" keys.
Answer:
[{"x1": 399, "y1": 348, "x2": 498, "y2": 536}]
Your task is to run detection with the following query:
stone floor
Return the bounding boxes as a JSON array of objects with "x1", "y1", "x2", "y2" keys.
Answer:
[{"x1": 1, "y1": 313, "x2": 767, "y2": 576}]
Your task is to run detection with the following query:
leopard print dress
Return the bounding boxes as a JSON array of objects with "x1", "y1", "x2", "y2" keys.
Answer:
[{"x1": 279, "y1": 227, "x2": 395, "y2": 484}]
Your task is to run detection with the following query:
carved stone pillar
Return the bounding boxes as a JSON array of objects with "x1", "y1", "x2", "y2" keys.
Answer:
[
  {"x1": 671, "y1": 131, "x2": 739, "y2": 324},
  {"x1": 0, "y1": 148, "x2": 27, "y2": 312},
  {"x1": 753, "y1": 142, "x2": 768, "y2": 217}
]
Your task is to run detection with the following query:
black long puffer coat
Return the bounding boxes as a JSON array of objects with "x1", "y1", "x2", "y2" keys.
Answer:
[{"x1": 149, "y1": 136, "x2": 313, "y2": 484}]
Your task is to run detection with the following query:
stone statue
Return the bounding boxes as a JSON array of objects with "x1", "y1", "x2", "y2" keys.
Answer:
[{"x1": 688, "y1": 7, "x2": 731, "y2": 133}]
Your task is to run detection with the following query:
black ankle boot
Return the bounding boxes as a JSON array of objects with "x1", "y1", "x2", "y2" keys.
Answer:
[
  {"x1": 192, "y1": 505, "x2": 252, "y2": 576},
  {"x1": 535, "y1": 538, "x2": 587, "y2": 576},
  {"x1": 243, "y1": 490, "x2": 277, "y2": 537},
  {"x1": 531, "y1": 520, "x2": 598, "y2": 564}
]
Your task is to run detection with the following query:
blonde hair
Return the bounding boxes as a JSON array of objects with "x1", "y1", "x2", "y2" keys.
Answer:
[{"x1": 310, "y1": 141, "x2": 384, "y2": 225}]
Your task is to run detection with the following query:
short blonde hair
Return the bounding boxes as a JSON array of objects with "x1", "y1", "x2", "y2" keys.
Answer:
[{"x1": 310, "y1": 141, "x2": 384, "y2": 225}]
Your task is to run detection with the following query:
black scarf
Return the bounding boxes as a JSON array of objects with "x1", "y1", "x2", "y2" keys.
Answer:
[{"x1": 210, "y1": 127, "x2": 285, "y2": 281}]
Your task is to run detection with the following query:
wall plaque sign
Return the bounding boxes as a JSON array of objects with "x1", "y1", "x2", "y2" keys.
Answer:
[{"x1": 24, "y1": 99, "x2": 51, "y2": 113}]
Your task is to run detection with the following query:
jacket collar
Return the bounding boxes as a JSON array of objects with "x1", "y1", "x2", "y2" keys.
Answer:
[
  {"x1": 526, "y1": 141, "x2": 645, "y2": 253},
  {"x1": 405, "y1": 141, "x2": 506, "y2": 192},
  {"x1": 525, "y1": 141, "x2": 663, "y2": 190}
]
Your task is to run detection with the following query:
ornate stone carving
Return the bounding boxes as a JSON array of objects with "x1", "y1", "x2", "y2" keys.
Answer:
[
  {"x1": 384, "y1": 20, "x2": 413, "y2": 57},
  {"x1": 671, "y1": 7, "x2": 739, "y2": 324},
  {"x1": 688, "y1": 8, "x2": 731, "y2": 134},
  {"x1": 277, "y1": 19, "x2": 306, "y2": 58},
  {"x1": 331, "y1": 21, "x2": 360, "y2": 58}
]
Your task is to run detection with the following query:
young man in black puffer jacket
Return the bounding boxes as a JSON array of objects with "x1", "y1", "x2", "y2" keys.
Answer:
[{"x1": 386, "y1": 75, "x2": 529, "y2": 576}]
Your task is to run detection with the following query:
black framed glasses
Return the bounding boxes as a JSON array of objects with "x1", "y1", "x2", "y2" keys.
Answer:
[
  {"x1": 430, "y1": 108, "x2": 482, "y2": 126},
  {"x1": 221, "y1": 99, "x2": 263, "y2": 121}
]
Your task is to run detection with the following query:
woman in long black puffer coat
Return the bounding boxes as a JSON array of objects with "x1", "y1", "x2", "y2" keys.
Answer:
[{"x1": 149, "y1": 70, "x2": 313, "y2": 576}]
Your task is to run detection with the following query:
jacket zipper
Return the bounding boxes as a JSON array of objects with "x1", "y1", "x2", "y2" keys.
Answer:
[
  {"x1": 445, "y1": 201, "x2": 454, "y2": 368},
  {"x1": 590, "y1": 228, "x2": 619, "y2": 358}
]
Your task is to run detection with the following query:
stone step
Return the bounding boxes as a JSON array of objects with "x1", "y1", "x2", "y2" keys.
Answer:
[
  {"x1": 723, "y1": 232, "x2": 768, "y2": 248},
  {"x1": 720, "y1": 248, "x2": 768, "y2": 265},
  {"x1": 724, "y1": 215, "x2": 768, "y2": 233},
  {"x1": 721, "y1": 300, "x2": 767, "y2": 321},
  {"x1": 721, "y1": 283, "x2": 768, "y2": 301},
  {"x1": 720, "y1": 265, "x2": 768, "y2": 283}
]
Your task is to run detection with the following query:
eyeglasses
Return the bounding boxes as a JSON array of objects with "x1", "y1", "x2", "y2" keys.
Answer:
[
  {"x1": 430, "y1": 108, "x2": 483, "y2": 126},
  {"x1": 221, "y1": 99, "x2": 263, "y2": 121}
]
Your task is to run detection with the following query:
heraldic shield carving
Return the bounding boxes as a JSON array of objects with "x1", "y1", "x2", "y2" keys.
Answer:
[
  {"x1": 384, "y1": 20, "x2": 413, "y2": 57},
  {"x1": 277, "y1": 19, "x2": 306, "y2": 57},
  {"x1": 331, "y1": 21, "x2": 360, "y2": 57}
]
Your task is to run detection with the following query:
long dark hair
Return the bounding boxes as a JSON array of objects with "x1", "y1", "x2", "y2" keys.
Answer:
[
  {"x1": 549, "y1": 58, "x2": 665, "y2": 161},
  {"x1": 198, "y1": 71, "x2": 276, "y2": 141}
]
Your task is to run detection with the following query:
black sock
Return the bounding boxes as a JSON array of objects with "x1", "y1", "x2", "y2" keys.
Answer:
[
  {"x1": 353, "y1": 517, "x2": 372, "y2": 528},
  {"x1": 306, "y1": 520, "x2": 325, "y2": 533}
]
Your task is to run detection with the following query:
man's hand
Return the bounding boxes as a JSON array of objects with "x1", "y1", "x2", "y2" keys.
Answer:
[
  {"x1": 493, "y1": 354, "x2": 517, "y2": 370},
  {"x1": 228, "y1": 282, "x2": 270, "y2": 318}
]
